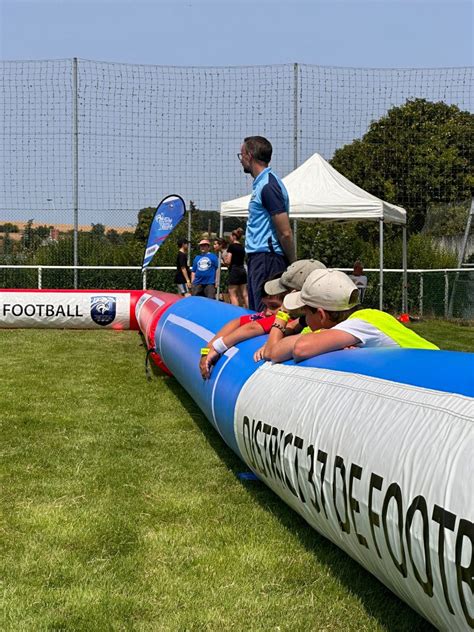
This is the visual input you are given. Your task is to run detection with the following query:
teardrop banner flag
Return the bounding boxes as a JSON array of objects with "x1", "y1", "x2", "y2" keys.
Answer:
[{"x1": 142, "y1": 195, "x2": 186, "y2": 271}]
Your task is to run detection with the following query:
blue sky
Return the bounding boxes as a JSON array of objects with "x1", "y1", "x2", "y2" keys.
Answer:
[{"x1": 1, "y1": 0, "x2": 473, "y2": 68}]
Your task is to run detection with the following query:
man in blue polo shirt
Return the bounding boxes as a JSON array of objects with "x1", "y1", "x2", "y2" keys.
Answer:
[{"x1": 238, "y1": 136, "x2": 295, "y2": 310}]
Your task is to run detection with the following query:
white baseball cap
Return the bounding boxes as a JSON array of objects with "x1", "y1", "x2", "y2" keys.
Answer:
[
  {"x1": 283, "y1": 269, "x2": 360, "y2": 312},
  {"x1": 264, "y1": 259, "x2": 326, "y2": 295}
]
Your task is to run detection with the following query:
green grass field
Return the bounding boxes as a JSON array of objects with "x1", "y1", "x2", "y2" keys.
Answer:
[{"x1": 1, "y1": 321, "x2": 471, "y2": 631}]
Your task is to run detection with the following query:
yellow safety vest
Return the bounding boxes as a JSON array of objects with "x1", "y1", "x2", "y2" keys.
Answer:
[{"x1": 347, "y1": 309, "x2": 439, "y2": 350}]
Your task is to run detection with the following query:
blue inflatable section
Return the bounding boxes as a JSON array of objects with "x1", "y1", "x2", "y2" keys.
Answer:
[{"x1": 156, "y1": 298, "x2": 474, "y2": 456}]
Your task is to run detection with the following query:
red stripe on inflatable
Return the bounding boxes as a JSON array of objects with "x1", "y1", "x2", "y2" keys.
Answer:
[
  {"x1": 135, "y1": 291, "x2": 182, "y2": 375},
  {"x1": 128, "y1": 290, "x2": 143, "y2": 331}
]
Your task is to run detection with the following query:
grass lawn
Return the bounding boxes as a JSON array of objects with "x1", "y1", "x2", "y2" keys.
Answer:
[{"x1": 1, "y1": 320, "x2": 470, "y2": 631}]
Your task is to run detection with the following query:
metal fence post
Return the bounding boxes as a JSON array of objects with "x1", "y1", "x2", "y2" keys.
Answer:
[
  {"x1": 419, "y1": 272, "x2": 423, "y2": 318},
  {"x1": 38, "y1": 267, "x2": 42, "y2": 289},
  {"x1": 187, "y1": 203, "x2": 192, "y2": 267},
  {"x1": 142, "y1": 268, "x2": 147, "y2": 290},
  {"x1": 293, "y1": 62, "x2": 299, "y2": 259},
  {"x1": 444, "y1": 271, "x2": 449, "y2": 318},
  {"x1": 72, "y1": 57, "x2": 79, "y2": 289}
]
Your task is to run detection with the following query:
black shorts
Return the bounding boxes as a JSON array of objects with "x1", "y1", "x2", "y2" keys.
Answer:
[
  {"x1": 191, "y1": 284, "x2": 216, "y2": 299},
  {"x1": 228, "y1": 265, "x2": 247, "y2": 286}
]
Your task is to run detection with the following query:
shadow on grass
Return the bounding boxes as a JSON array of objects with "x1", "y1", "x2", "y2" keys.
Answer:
[{"x1": 164, "y1": 376, "x2": 434, "y2": 632}]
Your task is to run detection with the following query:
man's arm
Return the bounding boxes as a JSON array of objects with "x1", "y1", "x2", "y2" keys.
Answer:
[
  {"x1": 272, "y1": 213, "x2": 295, "y2": 263},
  {"x1": 260, "y1": 177, "x2": 295, "y2": 263},
  {"x1": 180, "y1": 267, "x2": 191, "y2": 285}
]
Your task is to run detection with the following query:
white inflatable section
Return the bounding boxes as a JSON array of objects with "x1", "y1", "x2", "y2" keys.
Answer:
[
  {"x1": 234, "y1": 362, "x2": 474, "y2": 631},
  {"x1": 0, "y1": 291, "x2": 131, "y2": 329}
]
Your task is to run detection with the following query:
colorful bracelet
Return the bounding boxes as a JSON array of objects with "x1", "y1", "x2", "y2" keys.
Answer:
[
  {"x1": 276, "y1": 311, "x2": 290, "y2": 323},
  {"x1": 271, "y1": 322, "x2": 286, "y2": 333},
  {"x1": 200, "y1": 347, "x2": 210, "y2": 355}
]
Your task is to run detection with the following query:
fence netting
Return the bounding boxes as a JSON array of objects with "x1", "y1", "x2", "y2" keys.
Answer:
[
  {"x1": 1, "y1": 60, "x2": 472, "y2": 221},
  {"x1": 0, "y1": 59, "x2": 473, "y2": 317}
]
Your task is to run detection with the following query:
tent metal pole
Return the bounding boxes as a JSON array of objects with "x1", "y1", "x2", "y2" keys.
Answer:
[
  {"x1": 293, "y1": 219, "x2": 298, "y2": 258},
  {"x1": 402, "y1": 225, "x2": 408, "y2": 313},
  {"x1": 292, "y1": 63, "x2": 299, "y2": 261},
  {"x1": 379, "y1": 219, "x2": 384, "y2": 310},
  {"x1": 217, "y1": 214, "x2": 224, "y2": 300}
]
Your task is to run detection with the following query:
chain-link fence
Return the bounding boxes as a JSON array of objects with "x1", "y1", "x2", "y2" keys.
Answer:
[
  {"x1": 1, "y1": 60, "x2": 472, "y2": 220},
  {"x1": 1, "y1": 59, "x2": 473, "y2": 309},
  {"x1": 1, "y1": 265, "x2": 472, "y2": 320}
]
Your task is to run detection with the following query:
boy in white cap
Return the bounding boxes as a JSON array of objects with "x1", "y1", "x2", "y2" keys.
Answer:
[
  {"x1": 199, "y1": 273, "x2": 290, "y2": 379},
  {"x1": 270, "y1": 268, "x2": 438, "y2": 364},
  {"x1": 200, "y1": 260, "x2": 326, "y2": 378},
  {"x1": 253, "y1": 259, "x2": 326, "y2": 361}
]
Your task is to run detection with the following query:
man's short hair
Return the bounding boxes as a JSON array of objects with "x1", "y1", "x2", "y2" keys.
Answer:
[{"x1": 244, "y1": 136, "x2": 272, "y2": 164}]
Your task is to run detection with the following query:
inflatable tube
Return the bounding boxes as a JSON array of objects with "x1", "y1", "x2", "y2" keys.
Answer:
[
  {"x1": 154, "y1": 296, "x2": 474, "y2": 631},
  {"x1": 135, "y1": 291, "x2": 181, "y2": 375},
  {"x1": 0, "y1": 289, "x2": 144, "y2": 330}
]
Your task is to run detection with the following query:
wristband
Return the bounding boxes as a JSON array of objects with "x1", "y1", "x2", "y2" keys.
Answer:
[
  {"x1": 276, "y1": 311, "x2": 290, "y2": 322},
  {"x1": 271, "y1": 322, "x2": 286, "y2": 333},
  {"x1": 200, "y1": 347, "x2": 210, "y2": 355},
  {"x1": 212, "y1": 337, "x2": 228, "y2": 355}
]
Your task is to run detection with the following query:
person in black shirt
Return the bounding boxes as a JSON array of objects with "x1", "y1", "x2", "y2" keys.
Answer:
[
  {"x1": 224, "y1": 227, "x2": 248, "y2": 307},
  {"x1": 175, "y1": 238, "x2": 192, "y2": 297}
]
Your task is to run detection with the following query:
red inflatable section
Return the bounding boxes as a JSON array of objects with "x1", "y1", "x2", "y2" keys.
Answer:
[{"x1": 134, "y1": 291, "x2": 182, "y2": 375}]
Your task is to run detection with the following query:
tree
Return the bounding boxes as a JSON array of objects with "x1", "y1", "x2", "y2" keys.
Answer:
[
  {"x1": 106, "y1": 229, "x2": 122, "y2": 245},
  {"x1": 331, "y1": 98, "x2": 474, "y2": 234},
  {"x1": 90, "y1": 223, "x2": 106, "y2": 241},
  {"x1": 2, "y1": 231, "x2": 14, "y2": 256},
  {"x1": 0, "y1": 223, "x2": 19, "y2": 233},
  {"x1": 134, "y1": 207, "x2": 156, "y2": 243},
  {"x1": 20, "y1": 219, "x2": 36, "y2": 250}
]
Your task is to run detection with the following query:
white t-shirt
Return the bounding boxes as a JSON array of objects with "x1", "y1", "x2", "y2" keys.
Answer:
[
  {"x1": 333, "y1": 318, "x2": 398, "y2": 348},
  {"x1": 349, "y1": 274, "x2": 368, "y2": 289}
]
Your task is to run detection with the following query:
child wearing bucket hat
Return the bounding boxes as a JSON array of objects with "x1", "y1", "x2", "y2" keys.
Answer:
[
  {"x1": 191, "y1": 239, "x2": 219, "y2": 299},
  {"x1": 270, "y1": 269, "x2": 438, "y2": 364}
]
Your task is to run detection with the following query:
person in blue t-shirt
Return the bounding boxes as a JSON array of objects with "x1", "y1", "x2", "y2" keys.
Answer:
[
  {"x1": 191, "y1": 239, "x2": 219, "y2": 299},
  {"x1": 238, "y1": 136, "x2": 295, "y2": 311}
]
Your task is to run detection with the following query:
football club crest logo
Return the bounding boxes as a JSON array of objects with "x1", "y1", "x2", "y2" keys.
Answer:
[{"x1": 90, "y1": 296, "x2": 116, "y2": 326}]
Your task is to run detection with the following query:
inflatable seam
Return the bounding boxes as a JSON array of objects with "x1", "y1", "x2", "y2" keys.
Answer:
[{"x1": 261, "y1": 364, "x2": 474, "y2": 422}]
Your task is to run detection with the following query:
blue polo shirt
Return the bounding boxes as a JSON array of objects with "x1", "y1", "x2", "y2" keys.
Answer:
[
  {"x1": 192, "y1": 252, "x2": 219, "y2": 285},
  {"x1": 245, "y1": 167, "x2": 289, "y2": 255}
]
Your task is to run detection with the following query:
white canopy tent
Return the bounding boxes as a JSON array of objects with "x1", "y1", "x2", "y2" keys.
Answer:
[{"x1": 220, "y1": 153, "x2": 408, "y2": 311}]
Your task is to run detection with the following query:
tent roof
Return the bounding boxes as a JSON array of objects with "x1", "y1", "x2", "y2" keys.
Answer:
[{"x1": 220, "y1": 152, "x2": 406, "y2": 225}]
